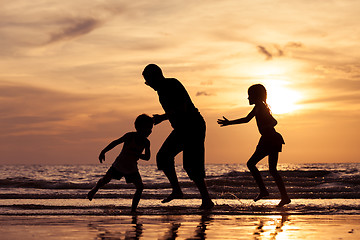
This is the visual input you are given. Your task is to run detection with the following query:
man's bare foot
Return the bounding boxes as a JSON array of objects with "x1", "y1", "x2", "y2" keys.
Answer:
[
  {"x1": 199, "y1": 200, "x2": 215, "y2": 210},
  {"x1": 254, "y1": 191, "x2": 269, "y2": 202},
  {"x1": 161, "y1": 191, "x2": 184, "y2": 203},
  {"x1": 87, "y1": 189, "x2": 96, "y2": 201},
  {"x1": 277, "y1": 198, "x2": 291, "y2": 207}
]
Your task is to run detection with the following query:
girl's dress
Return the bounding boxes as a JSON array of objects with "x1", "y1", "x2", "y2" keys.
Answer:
[{"x1": 254, "y1": 103, "x2": 285, "y2": 154}]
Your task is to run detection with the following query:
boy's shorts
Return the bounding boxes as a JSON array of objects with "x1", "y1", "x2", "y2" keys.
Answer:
[{"x1": 106, "y1": 166, "x2": 141, "y2": 184}]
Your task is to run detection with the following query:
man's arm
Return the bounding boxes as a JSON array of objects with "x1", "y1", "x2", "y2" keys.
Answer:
[{"x1": 152, "y1": 114, "x2": 169, "y2": 125}]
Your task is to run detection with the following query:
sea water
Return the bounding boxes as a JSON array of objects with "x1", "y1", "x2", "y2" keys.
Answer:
[{"x1": 1, "y1": 163, "x2": 359, "y2": 215}]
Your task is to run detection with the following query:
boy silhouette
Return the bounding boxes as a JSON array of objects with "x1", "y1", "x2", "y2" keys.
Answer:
[
  {"x1": 142, "y1": 64, "x2": 214, "y2": 209},
  {"x1": 87, "y1": 114, "x2": 153, "y2": 212}
]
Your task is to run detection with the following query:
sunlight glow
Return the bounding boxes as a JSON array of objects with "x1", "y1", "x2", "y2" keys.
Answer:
[
  {"x1": 266, "y1": 82, "x2": 302, "y2": 114},
  {"x1": 250, "y1": 63, "x2": 303, "y2": 114}
]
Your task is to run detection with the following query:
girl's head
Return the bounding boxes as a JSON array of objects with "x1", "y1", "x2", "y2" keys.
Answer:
[{"x1": 248, "y1": 84, "x2": 267, "y2": 105}]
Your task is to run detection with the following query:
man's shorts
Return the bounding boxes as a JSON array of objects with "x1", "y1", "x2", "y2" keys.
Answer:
[
  {"x1": 156, "y1": 115, "x2": 206, "y2": 180},
  {"x1": 106, "y1": 166, "x2": 142, "y2": 184}
]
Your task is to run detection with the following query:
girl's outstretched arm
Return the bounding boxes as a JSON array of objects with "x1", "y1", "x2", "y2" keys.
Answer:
[{"x1": 217, "y1": 108, "x2": 255, "y2": 127}]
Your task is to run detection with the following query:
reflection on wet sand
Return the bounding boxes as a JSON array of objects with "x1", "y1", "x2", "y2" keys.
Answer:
[
  {"x1": 88, "y1": 214, "x2": 289, "y2": 240},
  {"x1": 125, "y1": 216, "x2": 143, "y2": 240},
  {"x1": 160, "y1": 213, "x2": 213, "y2": 240},
  {"x1": 161, "y1": 221, "x2": 181, "y2": 240},
  {"x1": 188, "y1": 214, "x2": 213, "y2": 240},
  {"x1": 254, "y1": 214, "x2": 289, "y2": 240},
  {"x1": 1, "y1": 214, "x2": 359, "y2": 239},
  {"x1": 81, "y1": 213, "x2": 360, "y2": 239},
  {"x1": 88, "y1": 215, "x2": 144, "y2": 240},
  {"x1": 88, "y1": 213, "x2": 214, "y2": 240}
]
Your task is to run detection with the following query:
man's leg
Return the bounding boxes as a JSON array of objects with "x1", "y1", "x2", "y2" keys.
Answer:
[
  {"x1": 161, "y1": 167, "x2": 183, "y2": 203},
  {"x1": 157, "y1": 131, "x2": 184, "y2": 203},
  {"x1": 183, "y1": 119, "x2": 214, "y2": 209},
  {"x1": 193, "y1": 178, "x2": 214, "y2": 209}
]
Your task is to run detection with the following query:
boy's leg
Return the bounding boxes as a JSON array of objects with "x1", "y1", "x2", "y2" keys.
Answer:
[
  {"x1": 157, "y1": 131, "x2": 184, "y2": 203},
  {"x1": 268, "y1": 152, "x2": 291, "y2": 207},
  {"x1": 88, "y1": 171, "x2": 112, "y2": 201},
  {"x1": 247, "y1": 150, "x2": 269, "y2": 201},
  {"x1": 130, "y1": 174, "x2": 144, "y2": 212}
]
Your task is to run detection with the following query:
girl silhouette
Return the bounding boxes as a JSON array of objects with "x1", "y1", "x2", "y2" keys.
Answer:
[{"x1": 218, "y1": 84, "x2": 291, "y2": 207}]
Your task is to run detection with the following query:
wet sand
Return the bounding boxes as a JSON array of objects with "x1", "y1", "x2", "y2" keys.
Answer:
[{"x1": 1, "y1": 214, "x2": 359, "y2": 240}]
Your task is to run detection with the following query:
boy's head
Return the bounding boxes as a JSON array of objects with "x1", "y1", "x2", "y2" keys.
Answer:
[{"x1": 134, "y1": 114, "x2": 153, "y2": 137}]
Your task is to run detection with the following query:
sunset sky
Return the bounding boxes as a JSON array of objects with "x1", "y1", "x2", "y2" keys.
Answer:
[{"x1": 1, "y1": 0, "x2": 359, "y2": 165}]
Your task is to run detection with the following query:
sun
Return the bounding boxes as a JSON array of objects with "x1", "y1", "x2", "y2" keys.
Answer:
[
  {"x1": 248, "y1": 62, "x2": 303, "y2": 114},
  {"x1": 265, "y1": 83, "x2": 302, "y2": 114}
]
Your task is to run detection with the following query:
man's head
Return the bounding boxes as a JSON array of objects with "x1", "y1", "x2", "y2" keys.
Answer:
[{"x1": 142, "y1": 64, "x2": 164, "y2": 90}]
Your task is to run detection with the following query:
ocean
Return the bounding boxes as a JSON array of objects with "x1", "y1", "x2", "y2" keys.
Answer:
[{"x1": 1, "y1": 163, "x2": 359, "y2": 215}]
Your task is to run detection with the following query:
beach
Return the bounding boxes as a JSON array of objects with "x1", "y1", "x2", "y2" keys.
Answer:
[
  {"x1": 1, "y1": 198, "x2": 360, "y2": 240},
  {"x1": 1, "y1": 163, "x2": 359, "y2": 239},
  {"x1": 1, "y1": 214, "x2": 359, "y2": 240}
]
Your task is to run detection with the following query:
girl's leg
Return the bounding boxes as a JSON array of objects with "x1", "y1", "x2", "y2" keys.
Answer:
[
  {"x1": 87, "y1": 173, "x2": 112, "y2": 201},
  {"x1": 268, "y1": 152, "x2": 291, "y2": 207},
  {"x1": 131, "y1": 179, "x2": 144, "y2": 212},
  {"x1": 247, "y1": 151, "x2": 269, "y2": 201}
]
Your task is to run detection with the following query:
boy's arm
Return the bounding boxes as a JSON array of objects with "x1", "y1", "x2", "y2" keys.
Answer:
[
  {"x1": 217, "y1": 108, "x2": 255, "y2": 127},
  {"x1": 99, "y1": 134, "x2": 127, "y2": 163},
  {"x1": 139, "y1": 140, "x2": 151, "y2": 161}
]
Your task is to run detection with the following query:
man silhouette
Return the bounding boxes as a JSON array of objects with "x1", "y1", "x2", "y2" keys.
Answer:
[{"x1": 142, "y1": 64, "x2": 214, "y2": 209}]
